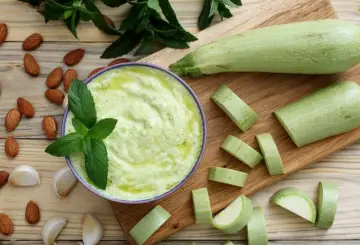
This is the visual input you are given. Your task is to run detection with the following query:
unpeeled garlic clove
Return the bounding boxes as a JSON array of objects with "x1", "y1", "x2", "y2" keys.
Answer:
[
  {"x1": 82, "y1": 214, "x2": 103, "y2": 245},
  {"x1": 9, "y1": 165, "x2": 40, "y2": 187},
  {"x1": 53, "y1": 166, "x2": 77, "y2": 198},
  {"x1": 42, "y1": 217, "x2": 67, "y2": 245}
]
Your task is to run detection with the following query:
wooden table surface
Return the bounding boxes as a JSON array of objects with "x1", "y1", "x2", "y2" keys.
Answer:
[{"x1": 0, "y1": 0, "x2": 360, "y2": 244}]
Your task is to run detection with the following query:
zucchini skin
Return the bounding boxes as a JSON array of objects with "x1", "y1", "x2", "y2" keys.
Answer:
[
  {"x1": 170, "y1": 20, "x2": 360, "y2": 76},
  {"x1": 275, "y1": 81, "x2": 360, "y2": 147}
]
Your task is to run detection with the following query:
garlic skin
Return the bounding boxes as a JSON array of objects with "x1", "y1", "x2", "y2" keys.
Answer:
[
  {"x1": 42, "y1": 217, "x2": 67, "y2": 245},
  {"x1": 82, "y1": 214, "x2": 103, "y2": 245},
  {"x1": 9, "y1": 165, "x2": 40, "y2": 187},
  {"x1": 53, "y1": 166, "x2": 77, "y2": 198}
]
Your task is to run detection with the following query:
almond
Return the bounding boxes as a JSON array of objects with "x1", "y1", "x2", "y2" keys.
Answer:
[
  {"x1": 25, "y1": 201, "x2": 40, "y2": 224},
  {"x1": 0, "y1": 213, "x2": 13, "y2": 236},
  {"x1": 46, "y1": 67, "x2": 63, "y2": 89},
  {"x1": 42, "y1": 116, "x2": 57, "y2": 140},
  {"x1": 5, "y1": 109, "x2": 21, "y2": 131},
  {"x1": 24, "y1": 53, "x2": 40, "y2": 77},
  {"x1": 108, "y1": 58, "x2": 130, "y2": 67},
  {"x1": 0, "y1": 171, "x2": 9, "y2": 187},
  {"x1": 63, "y1": 68, "x2": 78, "y2": 92},
  {"x1": 17, "y1": 97, "x2": 35, "y2": 118},
  {"x1": 5, "y1": 136, "x2": 19, "y2": 158},
  {"x1": 0, "y1": 23, "x2": 8, "y2": 45},
  {"x1": 63, "y1": 48, "x2": 85, "y2": 66},
  {"x1": 104, "y1": 15, "x2": 115, "y2": 28},
  {"x1": 88, "y1": 67, "x2": 105, "y2": 78},
  {"x1": 45, "y1": 89, "x2": 65, "y2": 105},
  {"x1": 22, "y1": 33, "x2": 43, "y2": 51}
]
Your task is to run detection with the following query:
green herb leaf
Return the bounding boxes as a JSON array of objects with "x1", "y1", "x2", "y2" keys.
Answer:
[
  {"x1": 135, "y1": 35, "x2": 156, "y2": 55},
  {"x1": 18, "y1": 0, "x2": 41, "y2": 6},
  {"x1": 72, "y1": 118, "x2": 88, "y2": 136},
  {"x1": 68, "y1": 79, "x2": 97, "y2": 128},
  {"x1": 88, "y1": 118, "x2": 117, "y2": 139},
  {"x1": 218, "y1": 3, "x2": 232, "y2": 19},
  {"x1": 64, "y1": 10, "x2": 80, "y2": 39},
  {"x1": 45, "y1": 132, "x2": 84, "y2": 157},
  {"x1": 198, "y1": 0, "x2": 214, "y2": 31},
  {"x1": 101, "y1": 31, "x2": 143, "y2": 59},
  {"x1": 84, "y1": 137, "x2": 108, "y2": 190},
  {"x1": 102, "y1": 0, "x2": 127, "y2": 8},
  {"x1": 220, "y1": 0, "x2": 242, "y2": 7},
  {"x1": 154, "y1": 33, "x2": 189, "y2": 49},
  {"x1": 209, "y1": 0, "x2": 219, "y2": 17}
]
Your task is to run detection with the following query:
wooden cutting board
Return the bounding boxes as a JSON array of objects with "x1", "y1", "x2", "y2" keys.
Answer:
[{"x1": 110, "y1": 0, "x2": 360, "y2": 244}]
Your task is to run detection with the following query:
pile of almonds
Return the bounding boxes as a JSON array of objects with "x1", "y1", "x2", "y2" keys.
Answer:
[{"x1": 0, "y1": 23, "x2": 130, "y2": 243}]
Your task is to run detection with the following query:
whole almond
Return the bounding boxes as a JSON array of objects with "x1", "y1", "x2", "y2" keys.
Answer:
[
  {"x1": 104, "y1": 15, "x2": 115, "y2": 28},
  {"x1": 22, "y1": 33, "x2": 43, "y2": 51},
  {"x1": 42, "y1": 116, "x2": 57, "y2": 140},
  {"x1": 5, "y1": 136, "x2": 19, "y2": 158},
  {"x1": 24, "y1": 53, "x2": 40, "y2": 77},
  {"x1": 63, "y1": 48, "x2": 85, "y2": 66},
  {"x1": 0, "y1": 23, "x2": 8, "y2": 45},
  {"x1": 17, "y1": 97, "x2": 35, "y2": 118},
  {"x1": 0, "y1": 213, "x2": 13, "y2": 236},
  {"x1": 46, "y1": 67, "x2": 63, "y2": 88},
  {"x1": 108, "y1": 58, "x2": 130, "y2": 67},
  {"x1": 0, "y1": 171, "x2": 9, "y2": 187},
  {"x1": 45, "y1": 89, "x2": 65, "y2": 105},
  {"x1": 88, "y1": 67, "x2": 105, "y2": 78},
  {"x1": 25, "y1": 201, "x2": 40, "y2": 224},
  {"x1": 5, "y1": 109, "x2": 21, "y2": 131},
  {"x1": 63, "y1": 68, "x2": 78, "y2": 92}
]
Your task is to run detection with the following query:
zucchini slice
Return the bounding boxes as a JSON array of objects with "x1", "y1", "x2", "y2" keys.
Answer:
[
  {"x1": 247, "y1": 206, "x2": 268, "y2": 245},
  {"x1": 208, "y1": 167, "x2": 248, "y2": 187},
  {"x1": 192, "y1": 188, "x2": 213, "y2": 224},
  {"x1": 316, "y1": 181, "x2": 339, "y2": 229}
]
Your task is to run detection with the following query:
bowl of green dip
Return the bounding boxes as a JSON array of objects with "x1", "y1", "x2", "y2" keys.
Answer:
[{"x1": 62, "y1": 63, "x2": 206, "y2": 204}]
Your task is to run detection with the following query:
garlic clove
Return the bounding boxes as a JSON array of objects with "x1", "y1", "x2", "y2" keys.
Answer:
[
  {"x1": 42, "y1": 217, "x2": 67, "y2": 245},
  {"x1": 9, "y1": 165, "x2": 40, "y2": 187},
  {"x1": 82, "y1": 214, "x2": 103, "y2": 245},
  {"x1": 53, "y1": 166, "x2": 77, "y2": 198}
]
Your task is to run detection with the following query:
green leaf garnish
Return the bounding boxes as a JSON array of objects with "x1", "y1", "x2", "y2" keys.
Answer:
[
  {"x1": 102, "y1": 0, "x2": 127, "y2": 8},
  {"x1": 88, "y1": 118, "x2": 118, "y2": 139},
  {"x1": 68, "y1": 79, "x2": 97, "y2": 128},
  {"x1": 45, "y1": 132, "x2": 84, "y2": 157},
  {"x1": 72, "y1": 118, "x2": 88, "y2": 136},
  {"x1": 198, "y1": 0, "x2": 242, "y2": 30},
  {"x1": 84, "y1": 137, "x2": 108, "y2": 190}
]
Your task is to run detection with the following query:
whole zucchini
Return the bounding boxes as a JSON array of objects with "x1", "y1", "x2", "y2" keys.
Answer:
[{"x1": 169, "y1": 20, "x2": 360, "y2": 76}]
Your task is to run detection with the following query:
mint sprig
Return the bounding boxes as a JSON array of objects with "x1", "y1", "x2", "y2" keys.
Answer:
[{"x1": 45, "y1": 79, "x2": 117, "y2": 190}]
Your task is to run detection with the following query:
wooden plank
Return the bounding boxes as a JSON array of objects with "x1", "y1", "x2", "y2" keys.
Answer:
[
  {"x1": 1, "y1": 140, "x2": 360, "y2": 241},
  {"x1": 110, "y1": 0, "x2": 355, "y2": 243},
  {"x1": 0, "y1": 0, "x2": 355, "y2": 42}
]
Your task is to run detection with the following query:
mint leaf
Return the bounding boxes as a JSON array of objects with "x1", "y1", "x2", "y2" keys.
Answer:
[
  {"x1": 72, "y1": 118, "x2": 88, "y2": 136},
  {"x1": 198, "y1": 0, "x2": 214, "y2": 31},
  {"x1": 68, "y1": 79, "x2": 97, "y2": 128},
  {"x1": 102, "y1": 0, "x2": 127, "y2": 8},
  {"x1": 45, "y1": 132, "x2": 84, "y2": 157},
  {"x1": 101, "y1": 31, "x2": 143, "y2": 59},
  {"x1": 88, "y1": 118, "x2": 117, "y2": 139},
  {"x1": 218, "y1": 3, "x2": 232, "y2": 19},
  {"x1": 84, "y1": 137, "x2": 108, "y2": 190}
]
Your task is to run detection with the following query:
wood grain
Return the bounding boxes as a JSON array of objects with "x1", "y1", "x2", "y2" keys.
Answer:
[
  {"x1": 1, "y1": 0, "x2": 360, "y2": 243},
  {"x1": 110, "y1": 0, "x2": 360, "y2": 243}
]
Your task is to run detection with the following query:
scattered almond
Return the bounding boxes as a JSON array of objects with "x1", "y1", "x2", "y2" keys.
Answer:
[
  {"x1": 5, "y1": 136, "x2": 19, "y2": 158},
  {"x1": 42, "y1": 116, "x2": 57, "y2": 140},
  {"x1": 53, "y1": 167, "x2": 77, "y2": 198},
  {"x1": 17, "y1": 97, "x2": 35, "y2": 118},
  {"x1": 25, "y1": 201, "x2": 40, "y2": 224},
  {"x1": 63, "y1": 68, "x2": 78, "y2": 92},
  {"x1": 0, "y1": 23, "x2": 8, "y2": 45},
  {"x1": 88, "y1": 67, "x2": 105, "y2": 78},
  {"x1": 9, "y1": 165, "x2": 40, "y2": 187},
  {"x1": 0, "y1": 171, "x2": 9, "y2": 187},
  {"x1": 108, "y1": 58, "x2": 130, "y2": 67},
  {"x1": 24, "y1": 53, "x2": 40, "y2": 76},
  {"x1": 104, "y1": 15, "x2": 115, "y2": 28},
  {"x1": 0, "y1": 213, "x2": 13, "y2": 236},
  {"x1": 45, "y1": 89, "x2": 65, "y2": 105},
  {"x1": 63, "y1": 48, "x2": 85, "y2": 66},
  {"x1": 5, "y1": 109, "x2": 21, "y2": 131},
  {"x1": 42, "y1": 217, "x2": 67, "y2": 245},
  {"x1": 82, "y1": 214, "x2": 103, "y2": 245},
  {"x1": 46, "y1": 67, "x2": 63, "y2": 89},
  {"x1": 22, "y1": 33, "x2": 43, "y2": 51}
]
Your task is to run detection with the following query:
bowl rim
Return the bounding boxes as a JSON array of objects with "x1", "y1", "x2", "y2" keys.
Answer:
[{"x1": 61, "y1": 62, "x2": 207, "y2": 204}]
